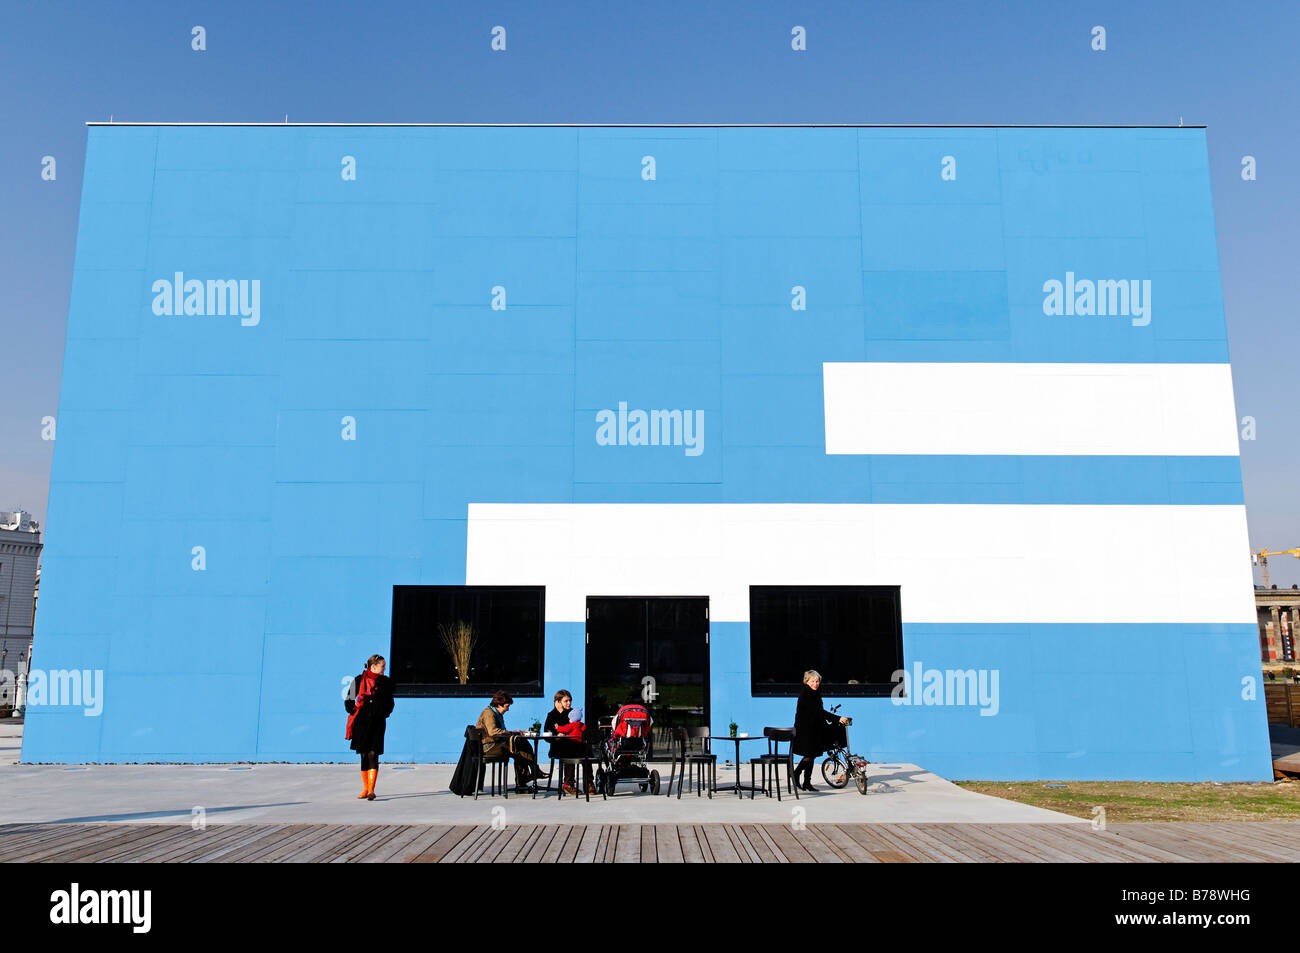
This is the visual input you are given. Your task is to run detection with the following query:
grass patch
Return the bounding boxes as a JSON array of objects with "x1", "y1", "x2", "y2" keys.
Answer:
[{"x1": 955, "y1": 779, "x2": 1300, "y2": 822}]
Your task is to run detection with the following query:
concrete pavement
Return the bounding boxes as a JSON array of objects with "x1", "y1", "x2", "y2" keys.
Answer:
[{"x1": 0, "y1": 761, "x2": 1085, "y2": 826}]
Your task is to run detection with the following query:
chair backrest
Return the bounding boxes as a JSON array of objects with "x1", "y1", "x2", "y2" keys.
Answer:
[
  {"x1": 686, "y1": 726, "x2": 711, "y2": 754},
  {"x1": 763, "y1": 726, "x2": 795, "y2": 755},
  {"x1": 669, "y1": 725, "x2": 703, "y2": 760},
  {"x1": 465, "y1": 725, "x2": 481, "y2": 742}
]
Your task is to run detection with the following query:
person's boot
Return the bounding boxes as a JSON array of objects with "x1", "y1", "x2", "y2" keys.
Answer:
[
  {"x1": 366, "y1": 767, "x2": 378, "y2": 800},
  {"x1": 357, "y1": 769, "x2": 370, "y2": 799}
]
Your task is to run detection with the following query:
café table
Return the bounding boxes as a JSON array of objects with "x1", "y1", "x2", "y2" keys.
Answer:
[{"x1": 703, "y1": 733, "x2": 767, "y2": 798}]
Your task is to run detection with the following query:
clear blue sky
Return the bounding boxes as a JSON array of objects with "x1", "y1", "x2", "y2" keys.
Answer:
[{"x1": 2, "y1": 0, "x2": 1297, "y2": 585}]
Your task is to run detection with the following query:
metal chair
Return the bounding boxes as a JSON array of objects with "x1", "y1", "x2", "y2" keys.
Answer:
[
  {"x1": 749, "y1": 727, "x2": 799, "y2": 801},
  {"x1": 465, "y1": 725, "x2": 511, "y2": 799},
  {"x1": 667, "y1": 726, "x2": 717, "y2": 798}
]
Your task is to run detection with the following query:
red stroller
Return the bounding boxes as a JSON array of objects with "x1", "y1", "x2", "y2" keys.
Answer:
[{"x1": 596, "y1": 703, "x2": 661, "y2": 796}]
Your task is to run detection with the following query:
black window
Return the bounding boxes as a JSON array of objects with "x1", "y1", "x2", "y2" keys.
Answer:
[
  {"x1": 749, "y1": 585, "x2": 903, "y2": 697},
  {"x1": 390, "y1": 585, "x2": 544, "y2": 697}
]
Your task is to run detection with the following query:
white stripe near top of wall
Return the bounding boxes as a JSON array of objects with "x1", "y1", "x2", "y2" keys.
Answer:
[
  {"x1": 822, "y1": 363, "x2": 1241, "y2": 456},
  {"x1": 464, "y1": 503, "x2": 1255, "y2": 625}
]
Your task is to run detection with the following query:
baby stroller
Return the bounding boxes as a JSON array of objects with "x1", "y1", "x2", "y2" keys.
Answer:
[{"x1": 595, "y1": 703, "x2": 661, "y2": 796}]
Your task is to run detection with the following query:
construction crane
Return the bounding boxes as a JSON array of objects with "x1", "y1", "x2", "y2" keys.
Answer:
[{"x1": 1252, "y1": 548, "x2": 1300, "y2": 587}]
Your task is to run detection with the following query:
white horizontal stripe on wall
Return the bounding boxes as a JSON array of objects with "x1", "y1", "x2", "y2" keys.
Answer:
[
  {"x1": 822, "y1": 362, "x2": 1241, "y2": 456},
  {"x1": 465, "y1": 503, "x2": 1254, "y2": 624}
]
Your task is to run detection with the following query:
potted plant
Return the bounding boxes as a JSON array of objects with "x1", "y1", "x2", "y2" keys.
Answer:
[{"x1": 728, "y1": 720, "x2": 738, "y2": 738}]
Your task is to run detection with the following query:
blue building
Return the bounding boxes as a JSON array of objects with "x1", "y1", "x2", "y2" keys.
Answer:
[{"x1": 27, "y1": 123, "x2": 1270, "y2": 780}]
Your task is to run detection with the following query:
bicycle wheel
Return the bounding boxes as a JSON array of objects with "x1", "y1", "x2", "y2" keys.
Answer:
[
  {"x1": 821, "y1": 753, "x2": 848, "y2": 788},
  {"x1": 855, "y1": 771, "x2": 868, "y2": 795}
]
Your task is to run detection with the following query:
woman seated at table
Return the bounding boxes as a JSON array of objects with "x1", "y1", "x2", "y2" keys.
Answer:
[
  {"x1": 543, "y1": 689, "x2": 596, "y2": 795},
  {"x1": 476, "y1": 690, "x2": 546, "y2": 792}
]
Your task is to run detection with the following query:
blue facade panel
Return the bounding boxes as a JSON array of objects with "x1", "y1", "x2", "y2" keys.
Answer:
[{"x1": 27, "y1": 125, "x2": 1269, "y2": 780}]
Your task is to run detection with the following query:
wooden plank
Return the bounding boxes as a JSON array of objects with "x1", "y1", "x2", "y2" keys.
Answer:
[
  {"x1": 986, "y1": 824, "x2": 1101, "y2": 863},
  {"x1": 1090, "y1": 824, "x2": 1224, "y2": 863},
  {"x1": 151, "y1": 825, "x2": 277, "y2": 863},
  {"x1": 484, "y1": 824, "x2": 537, "y2": 864},
  {"x1": 640, "y1": 825, "x2": 657, "y2": 864},
  {"x1": 458, "y1": 826, "x2": 510, "y2": 864},
  {"x1": 557, "y1": 826, "x2": 587, "y2": 863},
  {"x1": 803, "y1": 825, "x2": 857, "y2": 863},
  {"x1": 1014, "y1": 824, "x2": 1151, "y2": 863},
  {"x1": 535, "y1": 826, "x2": 572, "y2": 863},
  {"x1": 53, "y1": 824, "x2": 202, "y2": 863},
  {"x1": 746, "y1": 824, "x2": 790, "y2": 863},
  {"x1": 701, "y1": 824, "x2": 743, "y2": 863},
  {"x1": 593, "y1": 825, "x2": 614, "y2": 863},
  {"x1": 812, "y1": 824, "x2": 879, "y2": 863},
  {"x1": 440, "y1": 826, "x2": 497, "y2": 864},
  {"x1": 356, "y1": 825, "x2": 432, "y2": 863},
  {"x1": 760, "y1": 823, "x2": 817, "y2": 863},
  {"x1": 1182, "y1": 822, "x2": 1300, "y2": 862},
  {"x1": 961, "y1": 824, "x2": 1077, "y2": 863},
  {"x1": 654, "y1": 825, "x2": 684, "y2": 863},
  {"x1": 281, "y1": 824, "x2": 383, "y2": 864},
  {"x1": 517, "y1": 825, "x2": 556, "y2": 863},
  {"x1": 847, "y1": 826, "x2": 941, "y2": 863},
  {"x1": 189, "y1": 825, "x2": 298, "y2": 863},
  {"x1": 724, "y1": 824, "x2": 760, "y2": 863},
  {"x1": 788, "y1": 826, "x2": 844, "y2": 863},
  {"x1": 238, "y1": 825, "x2": 333, "y2": 863},
  {"x1": 0, "y1": 825, "x2": 99, "y2": 861},
  {"x1": 0, "y1": 824, "x2": 108, "y2": 857},
  {"x1": 102, "y1": 816, "x2": 223, "y2": 863},
  {"x1": 678, "y1": 825, "x2": 707, "y2": 863},
  {"x1": 923, "y1": 823, "x2": 1009, "y2": 863},
  {"x1": 37, "y1": 825, "x2": 175, "y2": 863},
  {"x1": 612, "y1": 825, "x2": 641, "y2": 863},
  {"x1": 571, "y1": 825, "x2": 602, "y2": 863},
  {"x1": 837, "y1": 825, "x2": 922, "y2": 863},
  {"x1": 328, "y1": 825, "x2": 406, "y2": 863},
  {"x1": 1150, "y1": 823, "x2": 1298, "y2": 863},
  {"x1": 691, "y1": 825, "x2": 715, "y2": 862},
  {"x1": 889, "y1": 824, "x2": 979, "y2": 863},
  {"x1": 19, "y1": 824, "x2": 160, "y2": 863},
  {"x1": 737, "y1": 824, "x2": 782, "y2": 863},
  {"x1": 406, "y1": 826, "x2": 472, "y2": 863}
]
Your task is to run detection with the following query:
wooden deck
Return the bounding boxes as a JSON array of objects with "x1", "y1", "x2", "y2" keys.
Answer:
[{"x1": 3, "y1": 821, "x2": 1299, "y2": 862}]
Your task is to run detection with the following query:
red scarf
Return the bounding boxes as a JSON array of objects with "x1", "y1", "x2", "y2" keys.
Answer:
[{"x1": 345, "y1": 669, "x2": 379, "y2": 740}]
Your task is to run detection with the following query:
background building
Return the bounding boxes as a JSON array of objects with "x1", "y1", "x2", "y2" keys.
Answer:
[
  {"x1": 1256, "y1": 586, "x2": 1300, "y2": 662},
  {"x1": 26, "y1": 123, "x2": 1271, "y2": 780},
  {"x1": 0, "y1": 510, "x2": 41, "y2": 708}
]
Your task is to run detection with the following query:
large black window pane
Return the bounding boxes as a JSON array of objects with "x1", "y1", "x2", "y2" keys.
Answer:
[
  {"x1": 390, "y1": 585, "x2": 544, "y2": 697},
  {"x1": 749, "y1": 585, "x2": 903, "y2": 697}
]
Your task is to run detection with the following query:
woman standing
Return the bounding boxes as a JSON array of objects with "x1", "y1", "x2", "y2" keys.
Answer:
[
  {"x1": 345, "y1": 654, "x2": 395, "y2": 800},
  {"x1": 792, "y1": 669, "x2": 848, "y2": 791}
]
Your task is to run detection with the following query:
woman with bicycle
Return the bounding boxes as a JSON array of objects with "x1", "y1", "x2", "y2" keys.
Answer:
[{"x1": 792, "y1": 669, "x2": 849, "y2": 791}]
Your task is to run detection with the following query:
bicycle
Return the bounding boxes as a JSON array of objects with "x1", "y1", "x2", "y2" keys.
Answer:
[{"x1": 820, "y1": 705, "x2": 871, "y2": 794}]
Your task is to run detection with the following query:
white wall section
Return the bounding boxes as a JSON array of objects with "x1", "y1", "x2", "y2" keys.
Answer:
[
  {"x1": 822, "y1": 362, "x2": 1241, "y2": 456},
  {"x1": 465, "y1": 503, "x2": 1255, "y2": 624}
]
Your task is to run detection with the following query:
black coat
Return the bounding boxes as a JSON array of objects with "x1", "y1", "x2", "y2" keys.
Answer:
[
  {"x1": 792, "y1": 684, "x2": 839, "y2": 757},
  {"x1": 449, "y1": 730, "x2": 480, "y2": 796},
  {"x1": 344, "y1": 672, "x2": 395, "y2": 755}
]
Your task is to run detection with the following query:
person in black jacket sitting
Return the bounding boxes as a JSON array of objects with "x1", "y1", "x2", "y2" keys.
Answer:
[
  {"x1": 792, "y1": 669, "x2": 848, "y2": 791},
  {"x1": 344, "y1": 654, "x2": 396, "y2": 800},
  {"x1": 543, "y1": 689, "x2": 596, "y2": 795}
]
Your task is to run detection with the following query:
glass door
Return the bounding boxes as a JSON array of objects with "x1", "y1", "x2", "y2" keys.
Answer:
[{"x1": 585, "y1": 596, "x2": 709, "y2": 761}]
